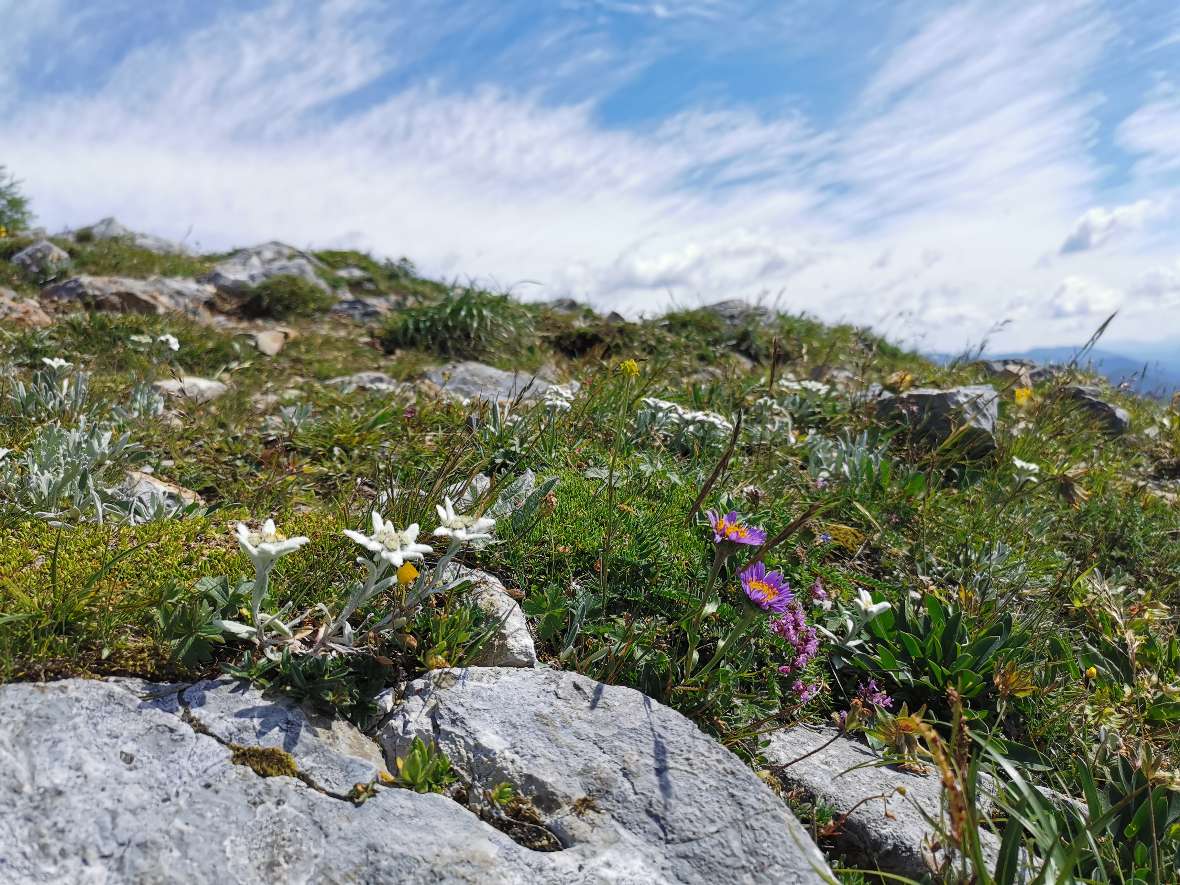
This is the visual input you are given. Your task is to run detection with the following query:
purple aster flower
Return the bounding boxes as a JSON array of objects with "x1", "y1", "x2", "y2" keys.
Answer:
[
  {"x1": 818, "y1": 532, "x2": 832, "y2": 544},
  {"x1": 856, "y1": 679, "x2": 894, "y2": 711},
  {"x1": 706, "y1": 509, "x2": 767, "y2": 547},
  {"x1": 740, "y1": 561, "x2": 792, "y2": 612}
]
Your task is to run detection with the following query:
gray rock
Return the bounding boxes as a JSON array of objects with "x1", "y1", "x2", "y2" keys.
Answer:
[
  {"x1": 327, "y1": 371, "x2": 413, "y2": 395},
  {"x1": 154, "y1": 376, "x2": 228, "y2": 403},
  {"x1": 765, "y1": 726, "x2": 1004, "y2": 879},
  {"x1": 11, "y1": 240, "x2": 70, "y2": 277},
  {"x1": 331, "y1": 293, "x2": 396, "y2": 321},
  {"x1": 120, "y1": 470, "x2": 203, "y2": 509},
  {"x1": 443, "y1": 566, "x2": 536, "y2": 668},
  {"x1": 334, "y1": 266, "x2": 370, "y2": 281},
  {"x1": 380, "y1": 667, "x2": 832, "y2": 884},
  {"x1": 181, "y1": 678, "x2": 389, "y2": 796},
  {"x1": 426, "y1": 362, "x2": 577, "y2": 404},
  {"x1": 201, "y1": 242, "x2": 330, "y2": 296},
  {"x1": 0, "y1": 678, "x2": 567, "y2": 884},
  {"x1": 253, "y1": 329, "x2": 289, "y2": 356},
  {"x1": 0, "y1": 287, "x2": 51, "y2": 328},
  {"x1": 545, "y1": 298, "x2": 590, "y2": 314},
  {"x1": 1063, "y1": 386, "x2": 1131, "y2": 435},
  {"x1": 447, "y1": 470, "x2": 537, "y2": 514},
  {"x1": 977, "y1": 359, "x2": 1058, "y2": 385},
  {"x1": 72, "y1": 217, "x2": 186, "y2": 254},
  {"x1": 42, "y1": 275, "x2": 214, "y2": 317},
  {"x1": 877, "y1": 385, "x2": 998, "y2": 456}
]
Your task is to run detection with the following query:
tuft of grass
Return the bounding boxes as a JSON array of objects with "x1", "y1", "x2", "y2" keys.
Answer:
[
  {"x1": 62, "y1": 238, "x2": 215, "y2": 279},
  {"x1": 380, "y1": 286, "x2": 537, "y2": 359}
]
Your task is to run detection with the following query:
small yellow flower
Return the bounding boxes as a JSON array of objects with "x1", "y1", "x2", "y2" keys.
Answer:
[
  {"x1": 886, "y1": 370, "x2": 914, "y2": 391},
  {"x1": 425, "y1": 653, "x2": 449, "y2": 669},
  {"x1": 617, "y1": 358, "x2": 640, "y2": 378},
  {"x1": 1014, "y1": 387, "x2": 1034, "y2": 408},
  {"x1": 0, "y1": 225, "x2": 7, "y2": 239},
  {"x1": 396, "y1": 562, "x2": 419, "y2": 585},
  {"x1": 1085, "y1": 666, "x2": 1098, "y2": 680}
]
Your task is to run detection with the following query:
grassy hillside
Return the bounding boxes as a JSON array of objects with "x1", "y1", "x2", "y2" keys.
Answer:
[{"x1": 1, "y1": 237, "x2": 1178, "y2": 881}]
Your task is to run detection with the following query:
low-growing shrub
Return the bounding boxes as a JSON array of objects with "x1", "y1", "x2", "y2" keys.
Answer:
[{"x1": 240, "y1": 274, "x2": 336, "y2": 319}]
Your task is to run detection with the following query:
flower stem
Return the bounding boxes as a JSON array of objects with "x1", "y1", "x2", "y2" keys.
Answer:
[{"x1": 688, "y1": 605, "x2": 760, "y2": 685}]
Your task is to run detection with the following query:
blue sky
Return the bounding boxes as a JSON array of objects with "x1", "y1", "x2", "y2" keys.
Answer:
[{"x1": 3, "y1": 0, "x2": 1179, "y2": 350}]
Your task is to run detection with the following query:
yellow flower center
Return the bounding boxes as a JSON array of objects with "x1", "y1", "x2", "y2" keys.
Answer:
[{"x1": 748, "y1": 579, "x2": 780, "y2": 601}]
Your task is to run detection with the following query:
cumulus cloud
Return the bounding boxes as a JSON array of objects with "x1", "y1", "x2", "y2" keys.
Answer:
[{"x1": 1059, "y1": 200, "x2": 1159, "y2": 253}]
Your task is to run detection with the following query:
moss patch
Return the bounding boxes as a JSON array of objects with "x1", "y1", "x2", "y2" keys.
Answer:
[{"x1": 229, "y1": 744, "x2": 300, "y2": 778}]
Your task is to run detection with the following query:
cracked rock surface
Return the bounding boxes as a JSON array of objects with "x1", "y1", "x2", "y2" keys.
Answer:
[
  {"x1": 425, "y1": 362, "x2": 576, "y2": 404},
  {"x1": 1, "y1": 672, "x2": 833, "y2": 884},
  {"x1": 380, "y1": 667, "x2": 832, "y2": 884},
  {"x1": 181, "y1": 677, "x2": 389, "y2": 796}
]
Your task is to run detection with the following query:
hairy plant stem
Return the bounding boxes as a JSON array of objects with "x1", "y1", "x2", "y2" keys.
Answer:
[{"x1": 688, "y1": 605, "x2": 760, "y2": 685}]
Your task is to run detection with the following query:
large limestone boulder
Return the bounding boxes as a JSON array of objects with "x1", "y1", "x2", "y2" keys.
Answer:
[
  {"x1": 764, "y1": 726, "x2": 1008, "y2": 879},
  {"x1": 1062, "y1": 385, "x2": 1130, "y2": 435},
  {"x1": 877, "y1": 385, "x2": 999, "y2": 457},
  {"x1": 10, "y1": 240, "x2": 70, "y2": 277},
  {"x1": 0, "y1": 678, "x2": 562, "y2": 884},
  {"x1": 0, "y1": 287, "x2": 51, "y2": 328},
  {"x1": 72, "y1": 217, "x2": 187, "y2": 254},
  {"x1": 380, "y1": 667, "x2": 832, "y2": 884},
  {"x1": 42, "y1": 275, "x2": 214, "y2": 317},
  {"x1": 201, "y1": 242, "x2": 330, "y2": 296},
  {"x1": 425, "y1": 362, "x2": 576, "y2": 404}
]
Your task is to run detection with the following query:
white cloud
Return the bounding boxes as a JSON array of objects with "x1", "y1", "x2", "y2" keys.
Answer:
[
  {"x1": 1059, "y1": 199, "x2": 1159, "y2": 253},
  {"x1": 1118, "y1": 86, "x2": 1180, "y2": 177},
  {"x1": 1131, "y1": 261, "x2": 1180, "y2": 305},
  {"x1": 1, "y1": 0, "x2": 1176, "y2": 352},
  {"x1": 1049, "y1": 275, "x2": 1123, "y2": 318}
]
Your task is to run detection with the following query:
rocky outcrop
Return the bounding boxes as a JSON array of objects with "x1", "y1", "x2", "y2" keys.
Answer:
[
  {"x1": 71, "y1": 217, "x2": 187, "y2": 254},
  {"x1": 0, "y1": 287, "x2": 51, "y2": 328},
  {"x1": 42, "y1": 275, "x2": 214, "y2": 317},
  {"x1": 0, "y1": 674, "x2": 832, "y2": 884},
  {"x1": 153, "y1": 376, "x2": 228, "y2": 403},
  {"x1": 201, "y1": 242, "x2": 330, "y2": 296},
  {"x1": 1063, "y1": 386, "x2": 1131, "y2": 435},
  {"x1": 425, "y1": 361, "x2": 577, "y2": 404},
  {"x1": 10, "y1": 240, "x2": 70, "y2": 277},
  {"x1": 700, "y1": 299, "x2": 772, "y2": 326},
  {"x1": 764, "y1": 726, "x2": 1005, "y2": 879},
  {"x1": 877, "y1": 385, "x2": 999, "y2": 457},
  {"x1": 380, "y1": 667, "x2": 831, "y2": 884},
  {"x1": 0, "y1": 678, "x2": 560, "y2": 884}
]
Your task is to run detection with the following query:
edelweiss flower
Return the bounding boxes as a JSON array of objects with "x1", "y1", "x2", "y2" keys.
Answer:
[
  {"x1": 235, "y1": 519, "x2": 309, "y2": 571},
  {"x1": 853, "y1": 587, "x2": 891, "y2": 621},
  {"x1": 344, "y1": 512, "x2": 433, "y2": 567},
  {"x1": 433, "y1": 496, "x2": 495, "y2": 543},
  {"x1": 158, "y1": 334, "x2": 180, "y2": 352},
  {"x1": 1012, "y1": 457, "x2": 1040, "y2": 475},
  {"x1": 41, "y1": 357, "x2": 71, "y2": 371}
]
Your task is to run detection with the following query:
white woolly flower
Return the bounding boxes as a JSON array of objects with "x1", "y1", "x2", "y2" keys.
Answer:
[
  {"x1": 1012, "y1": 457, "x2": 1040, "y2": 482},
  {"x1": 235, "y1": 519, "x2": 309, "y2": 571},
  {"x1": 433, "y1": 496, "x2": 496, "y2": 543},
  {"x1": 853, "y1": 587, "x2": 891, "y2": 621},
  {"x1": 344, "y1": 512, "x2": 433, "y2": 566},
  {"x1": 158, "y1": 334, "x2": 180, "y2": 352},
  {"x1": 41, "y1": 357, "x2": 72, "y2": 371}
]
